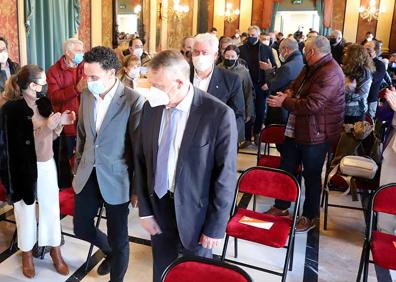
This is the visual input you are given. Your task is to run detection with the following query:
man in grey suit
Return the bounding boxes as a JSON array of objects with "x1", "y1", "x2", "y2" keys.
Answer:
[
  {"x1": 72, "y1": 46, "x2": 144, "y2": 282},
  {"x1": 135, "y1": 50, "x2": 238, "y2": 282}
]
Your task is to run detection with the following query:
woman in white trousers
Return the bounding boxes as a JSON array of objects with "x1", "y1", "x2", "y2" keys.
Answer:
[{"x1": 1, "y1": 64, "x2": 75, "y2": 278}]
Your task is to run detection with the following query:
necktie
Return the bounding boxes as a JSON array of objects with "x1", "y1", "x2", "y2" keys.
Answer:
[{"x1": 154, "y1": 108, "x2": 179, "y2": 198}]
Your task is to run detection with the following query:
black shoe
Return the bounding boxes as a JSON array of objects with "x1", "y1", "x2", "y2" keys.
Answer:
[{"x1": 97, "y1": 255, "x2": 111, "y2": 276}]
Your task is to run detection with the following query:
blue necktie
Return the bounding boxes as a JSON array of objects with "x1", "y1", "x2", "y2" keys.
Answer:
[{"x1": 154, "y1": 108, "x2": 179, "y2": 198}]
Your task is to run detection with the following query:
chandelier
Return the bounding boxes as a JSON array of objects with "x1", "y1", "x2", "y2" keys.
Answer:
[
  {"x1": 134, "y1": 4, "x2": 142, "y2": 16},
  {"x1": 171, "y1": 0, "x2": 189, "y2": 20},
  {"x1": 224, "y1": 3, "x2": 240, "y2": 23},
  {"x1": 358, "y1": 0, "x2": 382, "y2": 22}
]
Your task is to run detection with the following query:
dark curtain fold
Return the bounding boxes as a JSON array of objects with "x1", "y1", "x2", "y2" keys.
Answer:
[
  {"x1": 270, "y1": 1, "x2": 280, "y2": 32},
  {"x1": 316, "y1": 0, "x2": 333, "y2": 36},
  {"x1": 25, "y1": 0, "x2": 81, "y2": 71}
]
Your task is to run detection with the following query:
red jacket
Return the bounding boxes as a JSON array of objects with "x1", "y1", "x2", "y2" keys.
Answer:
[
  {"x1": 282, "y1": 54, "x2": 345, "y2": 146},
  {"x1": 47, "y1": 56, "x2": 84, "y2": 136}
]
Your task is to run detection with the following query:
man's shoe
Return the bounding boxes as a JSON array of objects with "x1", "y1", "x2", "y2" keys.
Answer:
[
  {"x1": 239, "y1": 141, "x2": 252, "y2": 149},
  {"x1": 97, "y1": 255, "x2": 111, "y2": 276},
  {"x1": 264, "y1": 206, "x2": 290, "y2": 217},
  {"x1": 21, "y1": 251, "x2": 35, "y2": 278},
  {"x1": 50, "y1": 247, "x2": 69, "y2": 275},
  {"x1": 295, "y1": 216, "x2": 316, "y2": 233}
]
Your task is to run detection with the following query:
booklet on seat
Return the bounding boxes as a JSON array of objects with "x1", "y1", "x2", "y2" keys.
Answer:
[{"x1": 239, "y1": 216, "x2": 274, "y2": 230}]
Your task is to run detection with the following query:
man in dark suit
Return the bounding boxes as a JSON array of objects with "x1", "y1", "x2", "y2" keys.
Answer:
[
  {"x1": 264, "y1": 38, "x2": 304, "y2": 125},
  {"x1": 135, "y1": 50, "x2": 238, "y2": 282},
  {"x1": 239, "y1": 25, "x2": 276, "y2": 144},
  {"x1": 189, "y1": 33, "x2": 245, "y2": 142},
  {"x1": 329, "y1": 30, "x2": 345, "y2": 65}
]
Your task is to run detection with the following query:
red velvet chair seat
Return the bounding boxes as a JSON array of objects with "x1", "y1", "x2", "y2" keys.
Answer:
[
  {"x1": 258, "y1": 155, "x2": 281, "y2": 168},
  {"x1": 59, "y1": 188, "x2": 75, "y2": 216},
  {"x1": 371, "y1": 231, "x2": 396, "y2": 270},
  {"x1": 226, "y1": 208, "x2": 292, "y2": 248},
  {"x1": 164, "y1": 261, "x2": 249, "y2": 282}
]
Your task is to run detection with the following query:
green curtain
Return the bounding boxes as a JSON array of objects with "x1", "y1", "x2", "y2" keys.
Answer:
[
  {"x1": 315, "y1": 0, "x2": 324, "y2": 35},
  {"x1": 25, "y1": 0, "x2": 80, "y2": 71},
  {"x1": 269, "y1": 2, "x2": 279, "y2": 32}
]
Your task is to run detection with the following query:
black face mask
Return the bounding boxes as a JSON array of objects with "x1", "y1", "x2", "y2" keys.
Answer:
[
  {"x1": 36, "y1": 84, "x2": 48, "y2": 98},
  {"x1": 329, "y1": 38, "x2": 337, "y2": 45},
  {"x1": 247, "y1": 37, "x2": 258, "y2": 45},
  {"x1": 224, "y1": 59, "x2": 237, "y2": 68}
]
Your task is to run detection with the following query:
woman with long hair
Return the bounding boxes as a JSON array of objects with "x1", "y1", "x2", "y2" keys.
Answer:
[
  {"x1": 343, "y1": 44, "x2": 376, "y2": 124},
  {"x1": 1, "y1": 64, "x2": 75, "y2": 278},
  {"x1": 118, "y1": 54, "x2": 141, "y2": 89}
]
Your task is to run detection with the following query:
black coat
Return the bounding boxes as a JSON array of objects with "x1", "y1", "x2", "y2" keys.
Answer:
[
  {"x1": 0, "y1": 59, "x2": 20, "y2": 93},
  {"x1": 1, "y1": 99, "x2": 37, "y2": 204},
  {"x1": 239, "y1": 42, "x2": 276, "y2": 86},
  {"x1": 368, "y1": 58, "x2": 386, "y2": 103},
  {"x1": 266, "y1": 51, "x2": 304, "y2": 125},
  {"x1": 190, "y1": 66, "x2": 245, "y2": 142}
]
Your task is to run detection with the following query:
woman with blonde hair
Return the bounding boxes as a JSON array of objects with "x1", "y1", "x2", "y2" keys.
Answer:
[
  {"x1": 118, "y1": 54, "x2": 141, "y2": 89},
  {"x1": 0, "y1": 64, "x2": 75, "y2": 278},
  {"x1": 343, "y1": 44, "x2": 376, "y2": 124}
]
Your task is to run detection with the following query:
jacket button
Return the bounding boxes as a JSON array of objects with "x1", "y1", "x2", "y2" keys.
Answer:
[
  {"x1": 95, "y1": 145, "x2": 99, "y2": 148},
  {"x1": 25, "y1": 140, "x2": 30, "y2": 145}
]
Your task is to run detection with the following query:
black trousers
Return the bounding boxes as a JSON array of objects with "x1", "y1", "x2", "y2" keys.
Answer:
[
  {"x1": 275, "y1": 138, "x2": 328, "y2": 219},
  {"x1": 73, "y1": 171, "x2": 130, "y2": 282},
  {"x1": 151, "y1": 194, "x2": 212, "y2": 282}
]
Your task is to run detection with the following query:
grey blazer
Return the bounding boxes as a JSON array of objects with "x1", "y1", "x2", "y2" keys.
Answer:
[{"x1": 72, "y1": 82, "x2": 144, "y2": 205}]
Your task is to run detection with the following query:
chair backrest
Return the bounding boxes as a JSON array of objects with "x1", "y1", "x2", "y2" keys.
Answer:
[
  {"x1": 238, "y1": 166, "x2": 299, "y2": 203},
  {"x1": 59, "y1": 188, "x2": 75, "y2": 216},
  {"x1": 260, "y1": 124, "x2": 286, "y2": 144},
  {"x1": 372, "y1": 184, "x2": 396, "y2": 215},
  {"x1": 162, "y1": 256, "x2": 252, "y2": 282}
]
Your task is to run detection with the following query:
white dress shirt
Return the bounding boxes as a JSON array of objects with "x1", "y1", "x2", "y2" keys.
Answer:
[
  {"x1": 193, "y1": 66, "x2": 214, "y2": 92},
  {"x1": 94, "y1": 79, "x2": 119, "y2": 133},
  {"x1": 158, "y1": 84, "x2": 194, "y2": 193}
]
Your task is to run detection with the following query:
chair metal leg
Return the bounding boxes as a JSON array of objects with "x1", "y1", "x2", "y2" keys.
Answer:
[
  {"x1": 221, "y1": 235, "x2": 229, "y2": 261},
  {"x1": 363, "y1": 243, "x2": 370, "y2": 282},
  {"x1": 84, "y1": 203, "x2": 105, "y2": 273},
  {"x1": 289, "y1": 236, "x2": 295, "y2": 271},
  {"x1": 324, "y1": 190, "x2": 329, "y2": 230},
  {"x1": 253, "y1": 195, "x2": 257, "y2": 212},
  {"x1": 40, "y1": 246, "x2": 45, "y2": 259},
  {"x1": 234, "y1": 238, "x2": 238, "y2": 258},
  {"x1": 356, "y1": 242, "x2": 366, "y2": 282},
  {"x1": 9, "y1": 229, "x2": 17, "y2": 252}
]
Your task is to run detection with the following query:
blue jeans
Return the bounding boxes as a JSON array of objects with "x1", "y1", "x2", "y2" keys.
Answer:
[{"x1": 274, "y1": 137, "x2": 328, "y2": 219}]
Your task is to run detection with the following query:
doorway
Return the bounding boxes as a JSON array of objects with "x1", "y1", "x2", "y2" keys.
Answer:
[{"x1": 274, "y1": 11, "x2": 320, "y2": 36}]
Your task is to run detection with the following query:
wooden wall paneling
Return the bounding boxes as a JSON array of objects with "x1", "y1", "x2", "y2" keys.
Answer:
[
  {"x1": 251, "y1": 0, "x2": 264, "y2": 28},
  {"x1": 79, "y1": 0, "x2": 92, "y2": 51},
  {"x1": 356, "y1": 0, "x2": 379, "y2": 44},
  {"x1": 208, "y1": 0, "x2": 215, "y2": 31},
  {"x1": 223, "y1": 0, "x2": 240, "y2": 37},
  {"x1": 331, "y1": 0, "x2": 347, "y2": 32},
  {"x1": 389, "y1": 0, "x2": 396, "y2": 51}
]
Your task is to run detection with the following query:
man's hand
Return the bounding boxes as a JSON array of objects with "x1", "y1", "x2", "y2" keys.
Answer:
[
  {"x1": 261, "y1": 83, "x2": 269, "y2": 91},
  {"x1": 199, "y1": 234, "x2": 221, "y2": 249},
  {"x1": 385, "y1": 87, "x2": 396, "y2": 111},
  {"x1": 267, "y1": 92, "x2": 287, "y2": 108},
  {"x1": 76, "y1": 78, "x2": 87, "y2": 93},
  {"x1": 131, "y1": 194, "x2": 138, "y2": 208},
  {"x1": 259, "y1": 59, "x2": 272, "y2": 70},
  {"x1": 60, "y1": 110, "x2": 76, "y2": 125},
  {"x1": 140, "y1": 217, "x2": 162, "y2": 236}
]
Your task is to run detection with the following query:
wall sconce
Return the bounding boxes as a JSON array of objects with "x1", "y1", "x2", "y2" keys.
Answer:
[
  {"x1": 224, "y1": 3, "x2": 240, "y2": 23},
  {"x1": 171, "y1": 0, "x2": 189, "y2": 20},
  {"x1": 358, "y1": 0, "x2": 383, "y2": 22},
  {"x1": 134, "y1": 4, "x2": 142, "y2": 15}
]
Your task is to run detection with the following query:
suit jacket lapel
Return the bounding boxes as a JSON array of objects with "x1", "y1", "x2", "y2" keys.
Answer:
[
  {"x1": 207, "y1": 67, "x2": 221, "y2": 98},
  {"x1": 86, "y1": 93, "x2": 96, "y2": 137},
  {"x1": 151, "y1": 105, "x2": 165, "y2": 175},
  {"x1": 98, "y1": 83, "x2": 125, "y2": 135},
  {"x1": 175, "y1": 88, "x2": 204, "y2": 180}
]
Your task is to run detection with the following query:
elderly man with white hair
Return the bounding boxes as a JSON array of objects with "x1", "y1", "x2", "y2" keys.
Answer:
[
  {"x1": 136, "y1": 49, "x2": 237, "y2": 282},
  {"x1": 329, "y1": 30, "x2": 345, "y2": 65},
  {"x1": 190, "y1": 33, "x2": 245, "y2": 142},
  {"x1": 47, "y1": 38, "x2": 86, "y2": 186}
]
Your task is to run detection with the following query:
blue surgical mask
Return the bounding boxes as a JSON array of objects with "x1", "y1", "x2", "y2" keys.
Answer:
[
  {"x1": 88, "y1": 80, "x2": 106, "y2": 97},
  {"x1": 72, "y1": 52, "x2": 84, "y2": 65}
]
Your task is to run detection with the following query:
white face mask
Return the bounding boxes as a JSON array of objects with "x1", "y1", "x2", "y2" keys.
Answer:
[
  {"x1": 128, "y1": 67, "x2": 140, "y2": 79},
  {"x1": 192, "y1": 55, "x2": 213, "y2": 72},
  {"x1": 0, "y1": 52, "x2": 8, "y2": 64},
  {"x1": 279, "y1": 52, "x2": 286, "y2": 63},
  {"x1": 133, "y1": 48, "x2": 144, "y2": 58},
  {"x1": 262, "y1": 40, "x2": 270, "y2": 46},
  {"x1": 146, "y1": 86, "x2": 170, "y2": 107}
]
